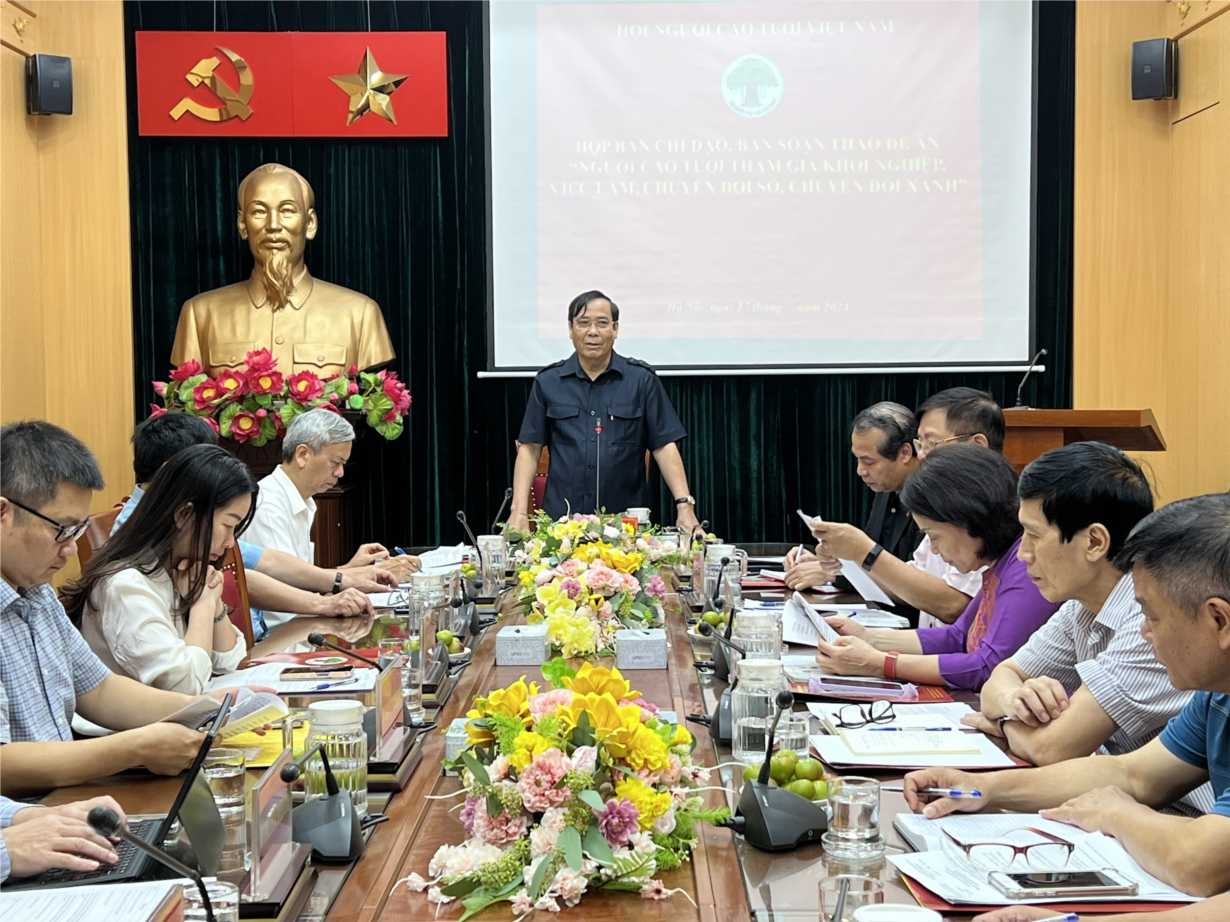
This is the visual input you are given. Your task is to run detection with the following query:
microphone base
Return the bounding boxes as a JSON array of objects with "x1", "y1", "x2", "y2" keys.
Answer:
[
  {"x1": 735, "y1": 780, "x2": 829, "y2": 852},
  {"x1": 709, "y1": 688, "x2": 733, "y2": 745},
  {"x1": 291, "y1": 789, "x2": 366, "y2": 863}
]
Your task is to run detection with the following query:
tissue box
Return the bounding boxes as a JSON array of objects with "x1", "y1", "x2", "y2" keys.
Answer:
[
  {"x1": 616, "y1": 628, "x2": 668, "y2": 670},
  {"x1": 444, "y1": 717, "x2": 471, "y2": 774},
  {"x1": 495, "y1": 623, "x2": 550, "y2": 666}
]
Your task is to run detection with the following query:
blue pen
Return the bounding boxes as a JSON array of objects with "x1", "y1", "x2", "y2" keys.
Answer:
[
  {"x1": 1030, "y1": 915, "x2": 1079, "y2": 922},
  {"x1": 868, "y1": 727, "x2": 956, "y2": 732},
  {"x1": 394, "y1": 546, "x2": 407, "y2": 556},
  {"x1": 881, "y1": 785, "x2": 982, "y2": 799},
  {"x1": 291, "y1": 677, "x2": 358, "y2": 692}
]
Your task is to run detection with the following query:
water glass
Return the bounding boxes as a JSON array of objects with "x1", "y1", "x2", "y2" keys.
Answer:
[
  {"x1": 203, "y1": 748, "x2": 246, "y2": 812},
  {"x1": 823, "y1": 776, "x2": 883, "y2": 859},
  {"x1": 181, "y1": 879, "x2": 241, "y2": 922},
  {"x1": 819, "y1": 875, "x2": 884, "y2": 922},
  {"x1": 775, "y1": 714, "x2": 810, "y2": 759},
  {"x1": 402, "y1": 664, "x2": 426, "y2": 725},
  {"x1": 378, "y1": 638, "x2": 405, "y2": 670}
]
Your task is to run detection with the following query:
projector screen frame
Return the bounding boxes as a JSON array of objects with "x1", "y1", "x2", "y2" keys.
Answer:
[{"x1": 481, "y1": 0, "x2": 1042, "y2": 375}]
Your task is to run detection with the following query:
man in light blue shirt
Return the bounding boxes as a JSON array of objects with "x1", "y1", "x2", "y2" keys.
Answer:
[{"x1": 1, "y1": 794, "x2": 123, "y2": 882}]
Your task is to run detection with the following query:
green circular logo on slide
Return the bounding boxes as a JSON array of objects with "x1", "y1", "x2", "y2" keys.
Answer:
[{"x1": 722, "y1": 54, "x2": 784, "y2": 118}]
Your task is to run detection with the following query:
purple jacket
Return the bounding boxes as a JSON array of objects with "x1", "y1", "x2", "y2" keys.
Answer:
[{"x1": 916, "y1": 536, "x2": 1061, "y2": 690}]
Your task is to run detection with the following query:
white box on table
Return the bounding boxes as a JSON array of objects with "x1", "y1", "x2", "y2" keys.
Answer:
[
  {"x1": 616, "y1": 628, "x2": 668, "y2": 670},
  {"x1": 495, "y1": 623, "x2": 550, "y2": 666}
]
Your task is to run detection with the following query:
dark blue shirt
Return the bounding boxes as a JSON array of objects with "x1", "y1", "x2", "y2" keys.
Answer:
[
  {"x1": 518, "y1": 352, "x2": 687, "y2": 518},
  {"x1": 1158, "y1": 691, "x2": 1230, "y2": 818}
]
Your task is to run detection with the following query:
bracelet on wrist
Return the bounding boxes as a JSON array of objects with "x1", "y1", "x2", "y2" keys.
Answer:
[
  {"x1": 214, "y1": 604, "x2": 230, "y2": 624},
  {"x1": 883, "y1": 650, "x2": 900, "y2": 680}
]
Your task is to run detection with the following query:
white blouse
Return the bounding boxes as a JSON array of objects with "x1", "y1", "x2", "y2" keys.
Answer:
[{"x1": 81, "y1": 567, "x2": 247, "y2": 695}]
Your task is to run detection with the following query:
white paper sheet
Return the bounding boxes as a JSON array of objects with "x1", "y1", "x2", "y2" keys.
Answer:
[
  {"x1": 807, "y1": 701, "x2": 975, "y2": 727},
  {"x1": 838, "y1": 728, "x2": 980, "y2": 755},
  {"x1": 781, "y1": 592, "x2": 842, "y2": 647},
  {"x1": 810, "y1": 730, "x2": 1017, "y2": 769},
  {"x1": 207, "y1": 663, "x2": 379, "y2": 695},
  {"x1": 890, "y1": 813, "x2": 1201, "y2": 904},
  {"x1": 0, "y1": 880, "x2": 181, "y2": 921},
  {"x1": 837, "y1": 558, "x2": 894, "y2": 604}
]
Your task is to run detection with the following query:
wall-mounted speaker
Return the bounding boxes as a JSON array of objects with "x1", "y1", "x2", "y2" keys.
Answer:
[
  {"x1": 26, "y1": 53, "x2": 73, "y2": 115},
  {"x1": 1132, "y1": 38, "x2": 1177, "y2": 100}
]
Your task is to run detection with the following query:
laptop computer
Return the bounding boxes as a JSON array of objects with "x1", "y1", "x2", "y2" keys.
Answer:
[{"x1": 3, "y1": 693, "x2": 233, "y2": 891}]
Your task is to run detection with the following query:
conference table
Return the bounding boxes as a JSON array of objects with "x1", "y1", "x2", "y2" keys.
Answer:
[{"x1": 43, "y1": 552, "x2": 972, "y2": 922}]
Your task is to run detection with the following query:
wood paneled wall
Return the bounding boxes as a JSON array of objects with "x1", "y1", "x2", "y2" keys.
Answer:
[
  {"x1": 1, "y1": 0, "x2": 134, "y2": 581},
  {"x1": 1074, "y1": 2, "x2": 1230, "y2": 502}
]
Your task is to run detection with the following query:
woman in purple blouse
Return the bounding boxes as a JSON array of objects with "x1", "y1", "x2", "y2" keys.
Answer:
[{"x1": 816, "y1": 444, "x2": 1061, "y2": 691}]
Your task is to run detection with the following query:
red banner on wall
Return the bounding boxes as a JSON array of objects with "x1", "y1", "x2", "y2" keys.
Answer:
[{"x1": 135, "y1": 31, "x2": 448, "y2": 137}]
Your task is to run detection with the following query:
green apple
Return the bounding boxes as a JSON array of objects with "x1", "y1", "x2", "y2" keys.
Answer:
[
  {"x1": 786, "y1": 779, "x2": 816, "y2": 800},
  {"x1": 448, "y1": 639, "x2": 464, "y2": 655},
  {"x1": 702, "y1": 611, "x2": 723, "y2": 627},
  {"x1": 793, "y1": 758, "x2": 824, "y2": 782},
  {"x1": 769, "y1": 752, "x2": 796, "y2": 786},
  {"x1": 436, "y1": 630, "x2": 454, "y2": 645},
  {"x1": 742, "y1": 763, "x2": 759, "y2": 782},
  {"x1": 812, "y1": 780, "x2": 828, "y2": 801}
]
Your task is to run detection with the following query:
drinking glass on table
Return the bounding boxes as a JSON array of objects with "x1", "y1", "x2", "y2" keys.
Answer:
[
  {"x1": 378, "y1": 637, "x2": 406, "y2": 670},
  {"x1": 823, "y1": 776, "x2": 883, "y2": 859},
  {"x1": 819, "y1": 875, "x2": 884, "y2": 922},
  {"x1": 181, "y1": 879, "x2": 241, "y2": 922},
  {"x1": 775, "y1": 713, "x2": 810, "y2": 759},
  {"x1": 203, "y1": 748, "x2": 247, "y2": 813},
  {"x1": 402, "y1": 664, "x2": 426, "y2": 726}
]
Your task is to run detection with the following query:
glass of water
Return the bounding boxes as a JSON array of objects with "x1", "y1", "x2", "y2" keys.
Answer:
[
  {"x1": 378, "y1": 638, "x2": 405, "y2": 670},
  {"x1": 822, "y1": 776, "x2": 883, "y2": 859},
  {"x1": 203, "y1": 748, "x2": 246, "y2": 813},
  {"x1": 775, "y1": 714, "x2": 810, "y2": 759},
  {"x1": 402, "y1": 664, "x2": 426, "y2": 726},
  {"x1": 818, "y1": 874, "x2": 884, "y2": 922},
  {"x1": 181, "y1": 879, "x2": 241, "y2": 922}
]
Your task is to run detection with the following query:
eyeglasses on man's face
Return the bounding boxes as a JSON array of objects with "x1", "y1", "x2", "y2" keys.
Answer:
[
  {"x1": 572, "y1": 318, "x2": 613, "y2": 331},
  {"x1": 912, "y1": 433, "x2": 972, "y2": 455},
  {"x1": 7, "y1": 498, "x2": 90, "y2": 543},
  {"x1": 835, "y1": 700, "x2": 895, "y2": 729},
  {"x1": 941, "y1": 826, "x2": 1076, "y2": 872}
]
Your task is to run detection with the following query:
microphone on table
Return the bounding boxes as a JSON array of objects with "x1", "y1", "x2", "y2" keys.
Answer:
[
  {"x1": 280, "y1": 743, "x2": 367, "y2": 861},
  {"x1": 757, "y1": 691, "x2": 796, "y2": 785},
  {"x1": 456, "y1": 509, "x2": 485, "y2": 587},
  {"x1": 697, "y1": 618, "x2": 746, "y2": 657},
  {"x1": 692, "y1": 613, "x2": 742, "y2": 745},
  {"x1": 89, "y1": 807, "x2": 215, "y2": 922},
  {"x1": 492, "y1": 487, "x2": 513, "y2": 535},
  {"x1": 306, "y1": 632, "x2": 382, "y2": 670},
  {"x1": 1014, "y1": 348, "x2": 1048, "y2": 408}
]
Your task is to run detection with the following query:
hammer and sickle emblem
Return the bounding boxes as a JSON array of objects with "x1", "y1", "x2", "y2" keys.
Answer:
[{"x1": 169, "y1": 47, "x2": 254, "y2": 122}]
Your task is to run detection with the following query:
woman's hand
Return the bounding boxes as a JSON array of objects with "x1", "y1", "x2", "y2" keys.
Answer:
[
  {"x1": 815, "y1": 635, "x2": 886, "y2": 677},
  {"x1": 825, "y1": 615, "x2": 870, "y2": 642}
]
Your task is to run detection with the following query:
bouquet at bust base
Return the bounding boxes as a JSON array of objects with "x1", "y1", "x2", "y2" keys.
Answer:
[
  {"x1": 399, "y1": 664, "x2": 729, "y2": 919},
  {"x1": 150, "y1": 348, "x2": 410, "y2": 444},
  {"x1": 508, "y1": 512, "x2": 685, "y2": 658}
]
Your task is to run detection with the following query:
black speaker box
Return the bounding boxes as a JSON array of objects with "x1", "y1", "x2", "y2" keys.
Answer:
[
  {"x1": 1132, "y1": 38, "x2": 1177, "y2": 100},
  {"x1": 26, "y1": 53, "x2": 73, "y2": 115}
]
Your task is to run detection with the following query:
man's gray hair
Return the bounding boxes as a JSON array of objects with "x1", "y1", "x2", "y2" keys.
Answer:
[
  {"x1": 1, "y1": 420, "x2": 105, "y2": 508},
  {"x1": 852, "y1": 401, "x2": 918, "y2": 460},
  {"x1": 282, "y1": 409, "x2": 355, "y2": 463},
  {"x1": 1114, "y1": 493, "x2": 1230, "y2": 618}
]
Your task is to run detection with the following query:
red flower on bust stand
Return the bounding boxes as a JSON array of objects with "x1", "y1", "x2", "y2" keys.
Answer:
[
  {"x1": 230, "y1": 410, "x2": 260, "y2": 442},
  {"x1": 192, "y1": 379, "x2": 222, "y2": 410},
  {"x1": 169, "y1": 360, "x2": 202, "y2": 382},
  {"x1": 286, "y1": 370, "x2": 325, "y2": 404},
  {"x1": 247, "y1": 368, "x2": 284, "y2": 396}
]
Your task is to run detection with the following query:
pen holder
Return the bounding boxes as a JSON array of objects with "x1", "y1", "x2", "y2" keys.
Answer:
[
  {"x1": 615, "y1": 628, "x2": 668, "y2": 670},
  {"x1": 495, "y1": 623, "x2": 550, "y2": 666}
]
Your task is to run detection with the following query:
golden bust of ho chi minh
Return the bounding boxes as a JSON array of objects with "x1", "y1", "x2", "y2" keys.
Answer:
[{"x1": 170, "y1": 163, "x2": 395, "y2": 378}]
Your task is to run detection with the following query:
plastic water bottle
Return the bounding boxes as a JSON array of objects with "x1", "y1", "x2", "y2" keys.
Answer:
[
  {"x1": 304, "y1": 699, "x2": 368, "y2": 817},
  {"x1": 731, "y1": 658, "x2": 784, "y2": 765}
]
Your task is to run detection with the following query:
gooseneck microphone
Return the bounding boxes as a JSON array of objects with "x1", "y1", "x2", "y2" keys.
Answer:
[
  {"x1": 491, "y1": 487, "x2": 513, "y2": 535},
  {"x1": 306, "y1": 633, "x2": 382, "y2": 669},
  {"x1": 697, "y1": 619, "x2": 747, "y2": 657},
  {"x1": 281, "y1": 742, "x2": 338, "y2": 793},
  {"x1": 456, "y1": 509, "x2": 484, "y2": 579},
  {"x1": 88, "y1": 807, "x2": 214, "y2": 922},
  {"x1": 1014, "y1": 348, "x2": 1048, "y2": 408},
  {"x1": 756, "y1": 691, "x2": 796, "y2": 785}
]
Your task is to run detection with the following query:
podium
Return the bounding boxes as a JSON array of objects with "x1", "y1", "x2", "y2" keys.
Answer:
[{"x1": 1001, "y1": 408, "x2": 1166, "y2": 471}]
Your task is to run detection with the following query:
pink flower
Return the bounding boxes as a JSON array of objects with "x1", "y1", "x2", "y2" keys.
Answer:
[
  {"x1": 571, "y1": 746, "x2": 597, "y2": 773},
  {"x1": 148, "y1": 404, "x2": 168, "y2": 419},
  {"x1": 661, "y1": 753, "x2": 683, "y2": 786},
  {"x1": 347, "y1": 381, "x2": 360, "y2": 395},
  {"x1": 169, "y1": 360, "x2": 202, "y2": 382},
  {"x1": 347, "y1": 364, "x2": 359, "y2": 376},
  {"x1": 640, "y1": 880, "x2": 670, "y2": 901},
  {"x1": 382, "y1": 372, "x2": 411, "y2": 413},
  {"x1": 516, "y1": 749, "x2": 572, "y2": 812},
  {"x1": 645, "y1": 575, "x2": 667, "y2": 601},
  {"x1": 652, "y1": 806, "x2": 676, "y2": 836},
  {"x1": 230, "y1": 410, "x2": 260, "y2": 443},
  {"x1": 552, "y1": 867, "x2": 588, "y2": 907},
  {"x1": 215, "y1": 369, "x2": 248, "y2": 398},
  {"x1": 247, "y1": 368, "x2": 284, "y2": 395},
  {"x1": 287, "y1": 370, "x2": 325, "y2": 403},
  {"x1": 244, "y1": 348, "x2": 276, "y2": 374},
  {"x1": 593, "y1": 797, "x2": 639, "y2": 849},
  {"x1": 255, "y1": 408, "x2": 267, "y2": 419},
  {"x1": 598, "y1": 602, "x2": 614, "y2": 620},
  {"x1": 631, "y1": 697, "x2": 661, "y2": 719},
  {"x1": 619, "y1": 572, "x2": 640, "y2": 594},
  {"x1": 585, "y1": 566, "x2": 619, "y2": 593},
  {"x1": 635, "y1": 768, "x2": 662, "y2": 786},
  {"x1": 191, "y1": 378, "x2": 222, "y2": 410},
  {"x1": 488, "y1": 754, "x2": 511, "y2": 782},
  {"x1": 534, "y1": 895, "x2": 560, "y2": 913},
  {"x1": 560, "y1": 578, "x2": 583, "y2": 600},
  {"x1": 534, "y1": 568, "x2": 557, "y2": 587},
  {"x1": 528, "y1": 689, "x2": 572, "y2": 718},
  {"x1": 511, "y1": 890, "x2": 534, "y2": 915},
  {"x1": 152, "y1": 381, "x2": 167, "y2": 397},
  {"x1": 471, "y1": 805, "x2": 529, "y2": 848},
  {"x1": 460, "y1": 794, "x2": 478, "y2": 835},
  {"x1": 202, "y1": 416, "x2": 221, "y2": 435},
  {"x1": 381, "y1": 409, "x2": 399, "y2": 423}
]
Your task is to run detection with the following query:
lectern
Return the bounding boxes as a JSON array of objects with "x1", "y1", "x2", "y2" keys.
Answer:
[{"x1": 1001, "y1": 409, "x2": 1166, "y2": 471}]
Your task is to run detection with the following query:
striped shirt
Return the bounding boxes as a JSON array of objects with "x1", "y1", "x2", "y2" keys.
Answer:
[{"x1": 0, "y1": 581, "x2": 111, "y2": 744}]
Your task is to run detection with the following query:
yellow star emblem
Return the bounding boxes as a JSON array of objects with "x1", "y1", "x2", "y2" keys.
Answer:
[{"x1": 330, "y1": 48, "x2": 408, "y2": 126}]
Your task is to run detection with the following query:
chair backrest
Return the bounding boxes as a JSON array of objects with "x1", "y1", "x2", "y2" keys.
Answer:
[
  {"x1": 218, "y1": 543, "x2": 255, "y2": 651},
  {"x1": 528, "y1": 448, "x2": 651, "y2": 514},
  {"x1": 77, "y1": 497, "x2": 130, "y2": 567}
]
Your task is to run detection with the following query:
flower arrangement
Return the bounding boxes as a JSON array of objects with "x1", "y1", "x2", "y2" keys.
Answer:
[
  {"x1": 509, "y1": 512, "x2": 685, "y2": 658},
  {"x1": 401, "y1": 663, "x2": 729, "y2": 918},
  {"x1": 150, "y1": 348, "x2": 410, "y2": 444}
]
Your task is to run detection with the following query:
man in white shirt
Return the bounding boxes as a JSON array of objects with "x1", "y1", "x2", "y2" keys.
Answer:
[
  {"x1": 244, "y1": 408, "x2": 420, "y2": 632},
  {"x1": 790, "y1": 388, "x2": 1001, "y2": 626}
]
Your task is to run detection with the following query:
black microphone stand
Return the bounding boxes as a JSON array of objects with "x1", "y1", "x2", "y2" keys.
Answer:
[{"x1": 306, "y1": 632, "x2": 382, "y2": 669}]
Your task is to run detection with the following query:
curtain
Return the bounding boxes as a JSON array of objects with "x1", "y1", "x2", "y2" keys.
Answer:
[{"x1": 125, "y1": 0, "x2": 1074, "y2": 545}]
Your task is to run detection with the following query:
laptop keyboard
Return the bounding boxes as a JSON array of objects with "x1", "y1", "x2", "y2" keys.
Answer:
[{"x1": 32, "y1": 817, "x2": 160, "y2": 884}]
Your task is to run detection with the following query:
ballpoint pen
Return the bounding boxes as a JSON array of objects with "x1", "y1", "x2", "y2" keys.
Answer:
[
  {"x1": 881, "y1": 786, "x2": 983, "y2": 798},
  {"x1": 1030, "y1": 915, "x2": 1079, "y2": 922},
  {"x1": 394, "y1": 546, "x2": 407, "y2": 556},
  {"x1": 287, "y1": 677, "x2": 359, "y2": 692},
  {"x1": 867, "y1": 726, "x2": 956, "y2": 732}
]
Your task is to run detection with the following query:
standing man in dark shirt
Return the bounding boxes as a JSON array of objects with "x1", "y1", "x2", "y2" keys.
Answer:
[
  {"x1": 509, "y1": 291, "x2": 700, "y2": 532},
  {"x1": 787, "y1": 401, "x2": 925, "y2": 622}
]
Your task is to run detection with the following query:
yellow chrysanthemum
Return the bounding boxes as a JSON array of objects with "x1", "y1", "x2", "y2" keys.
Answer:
[
  {"x1": 562, "y1": 663, "x2": 640, "y2": 703},
  {"x1": 671, "y1": 724, "x2": 694, "y2": 749},
  {"x1": 466, "y1": 676, "x2": 539, "y2": 745},
  {"x1": 615, "y1": 776, "x2": 672, "y2": 830},
  {"x1": 622, "y1": 723, "x2": 671, "y2": 773},
  {"x1": 508, "y1": 730, "x2": 554, "y2": 771},
  {"x1": 602, "y1": 548, "x2": 644, "y2": 574}
]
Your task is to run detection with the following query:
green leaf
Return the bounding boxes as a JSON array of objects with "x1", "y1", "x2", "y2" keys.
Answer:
[
  {"x1": 461, "y1": 751, "x2": 490, "y2": 786},
  {"x1": 583, "y1": 823, "x2": 615, "y2": 863},
  {"x1": 528, "y1": 850, "x2": 552, "y2": 900},
  {"x1": 279, "y1": 401, "x2": 304, "y2": 425},
  {"x1": 348, "y1": 393, "x2": 364, "y2": 410},
  {"x1": 487, "y1": 792, "x2": 503, "y2": 817},
  {"x1": 374, "y1": 418, "x2": 403, "y2": 440},
  {"x1": 540, "y1": 657, "x2": 576, "y2": 689},
  {"x1": 577, "y1": 789, "x2": 605, "y2": 812},
  {"x1": 441, "y1": 876, "x2": 482, "y2": 897},
  {"x1": 254, "y1": 392, "x2": 272, "y2": 408},
  {"x1": 218, "y1": 403, "x2": 241, "y2": 437},
  {"x1": 560, "y1": 826, "x2": 583, "y2": 871}
]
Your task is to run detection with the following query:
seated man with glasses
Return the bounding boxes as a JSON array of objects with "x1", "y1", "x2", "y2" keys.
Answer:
[
  {"x1": 0, "y1": 421, "x2": 254, "y2": 796},
  {"x1": 904, "y1": 494, "x2": 1230, "y2": 898},
  {"x1": 791, "y1": 388, "x2": 1004, "y2": 628}
]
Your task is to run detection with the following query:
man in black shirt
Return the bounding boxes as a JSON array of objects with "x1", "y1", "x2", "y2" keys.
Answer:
[
  {"x1": 508, "y1": 291, "x2": 700, "y2": 531},
  {"x1": 787, "y1": 401, "x2": 924, "y2": 623}
]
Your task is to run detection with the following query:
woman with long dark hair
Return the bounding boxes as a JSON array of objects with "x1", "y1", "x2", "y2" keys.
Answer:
[{"x1": 63, "y1": 444, "x2": 258, "y2": 694}]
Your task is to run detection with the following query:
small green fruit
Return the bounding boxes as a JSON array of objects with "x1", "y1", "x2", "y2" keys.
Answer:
[
  {"x1": 436, "y1": 630, "x2": 454, "y2": 645},
  {"x1": 812, "y1": 780, "x2": 828, "y2": 801},
  {"x1": 408, "y1": 639, "x2": 421, "y2": 652},
  {"x1": 742, "y1": 763, "x2": 759, "y2": 782},
  {"x1": 769, "y1": 752, "x2": 795, "y2": 785},
  {"x1": 794, "y1": 758, "x2": 824, "y2": 782},
  {"x1": 786, "y1": 779, "x2": 816, "y2": 800},
  {"x1": 702, "y1": 611, "x2": 723, "y2": 626}
]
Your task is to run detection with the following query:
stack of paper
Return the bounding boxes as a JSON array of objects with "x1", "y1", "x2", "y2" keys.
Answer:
[
  {"x1": 890, "y1": 813, "x2": 1202, "y2": 905},
  {"x1": 807, "y1": 701, "x2": 975, "y2": 734},
  {"x1": 207, "y1": 662, "x2": 379, "y2": 695},
  {"x1": 407, "y1": 543, "x2": 473, "y2": 577},
  {"x1": 1, "y1": 880, "x2": 182, "y2": 920},
  {"x1": 781, "y1": 592, "x2": 842, "y2": 647}
]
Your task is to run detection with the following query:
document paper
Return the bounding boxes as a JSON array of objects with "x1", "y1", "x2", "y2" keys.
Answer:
[
  {"x1": 0, "y1": 880, "x2": 181, "y2": 921},
  {"x1": 781, "y1": 592, "x2": 841, "y2": 647},
  {"x1": 837, "y1": 558, "x2": 894, "y2": 605}
]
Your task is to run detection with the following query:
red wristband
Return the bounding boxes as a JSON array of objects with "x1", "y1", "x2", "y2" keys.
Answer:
[{"x1": 883, "y1": 651, "x2": 900, "y2": 681}]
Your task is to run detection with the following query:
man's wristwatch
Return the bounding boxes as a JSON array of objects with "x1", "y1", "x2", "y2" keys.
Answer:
[
  {"x1": 674, "y1": 495, "x2": 696, "y2": 506},
  {"x1": 997, "y1": 715, "x2": 1012, "y2": 737},
  {"x1": 861, "y1": 543, "x2": 884, "y2": 572},
  {"x1": 332, "y1": 571, "x2": 344, "y2": 595}
]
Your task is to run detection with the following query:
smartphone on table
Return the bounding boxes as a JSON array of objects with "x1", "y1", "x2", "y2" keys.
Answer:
[{"x1": 989, "y1": 869, "x2": 1139, "y2": 899}]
